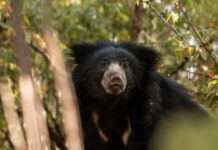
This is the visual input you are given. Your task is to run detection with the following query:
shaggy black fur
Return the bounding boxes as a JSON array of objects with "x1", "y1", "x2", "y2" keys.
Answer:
[{"x1": 71, "y1": 41, "x2": 207, "y2": 150}]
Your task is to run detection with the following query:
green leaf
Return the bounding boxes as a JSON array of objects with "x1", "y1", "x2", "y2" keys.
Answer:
[
  {"x1": 166, "y1": 12, "x2": 172, "y2": 22},
  {"x1": 208, "y1": 80, "x2": 218, "y2": 88},
  {"x1": 136, "y1": 0, "x2": 140, "y2": 6},
  {"x1": 23, "y1": 15, "x2": 30, "y2": 25}
]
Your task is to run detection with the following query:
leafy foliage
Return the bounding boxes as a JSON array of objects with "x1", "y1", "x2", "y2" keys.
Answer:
[{"x1": 0, "y1": 0, "x2": 217, "y2": 148}]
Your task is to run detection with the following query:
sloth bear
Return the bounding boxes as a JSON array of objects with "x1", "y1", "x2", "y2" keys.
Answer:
[{"x1": 71, "y1": 41, "x2": 207, "y2": 150}]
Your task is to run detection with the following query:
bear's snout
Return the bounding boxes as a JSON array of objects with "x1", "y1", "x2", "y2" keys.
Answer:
[
  {"x1": 101, "y1": 63, "x2": 127, "y2": 95},
  {"x1": 109, "y1": 73, "x2": 122, "y2": 85},
  {"x1": 108, "y1": 73, "x2": 124, "y2": 93}
]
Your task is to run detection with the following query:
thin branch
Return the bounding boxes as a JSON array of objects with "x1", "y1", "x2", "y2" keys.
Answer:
[
  {"x1": 0, "y1": 21, "x2": 9, "y2": 29},
  {"x1": 141, "y1": 0, "x2": 218, "y2": 66},
  {"x1": 30, "y1": 42, "x2": 70, "y2": 76},
  {"x1": 0, "y1": 128, "x2": 14, "y2": 148},
  {"x1": 169, "y1": 57, "x2": 189, "y2": 77},
  {"x1": 141, "y1": 0, "x2": 190, "y2": 46},
  {"x1": 156, "y1": 1, "x2": 177, "y2": 50},
  {"x1": 192, "y1": 23, "x2": 218, "y2": 42},
  {"x1": 30, "y1": 42, "x2": 51, "y2": 61},
  {"x1": 43, "y1": 103, "x2": 67, "y2": 150},
  {"x1": 178, "y1": 6, "x2": 218, "y2": 66}
]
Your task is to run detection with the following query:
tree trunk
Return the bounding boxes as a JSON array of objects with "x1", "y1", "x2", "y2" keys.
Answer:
[
  {"x1": 10, "y1": 0, "x2": 50, "y2": 149},
  {"x1": 130, "y1": 3, "x2": 146, "y2": 43}
]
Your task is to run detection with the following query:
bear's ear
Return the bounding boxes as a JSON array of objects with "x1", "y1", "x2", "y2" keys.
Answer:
[
  {"x1": 70, "y1": 42, "x2": 98, "y2": 64},
  {"x1": 120, "y1": 42, "x2": 160, "y2": 71}
]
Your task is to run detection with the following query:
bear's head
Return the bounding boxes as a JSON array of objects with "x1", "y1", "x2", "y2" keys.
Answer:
[{"x1": 71, "y1": 41, "x2": 159, "y2": 97}]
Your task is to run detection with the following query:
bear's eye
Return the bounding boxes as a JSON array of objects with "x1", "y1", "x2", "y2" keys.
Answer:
[
  {"x1": 121, "y1": 60, "x2": 128, "y2": 70},
  {"x1": 101, "y1": 58, "x2": 109, "y2": 68}
]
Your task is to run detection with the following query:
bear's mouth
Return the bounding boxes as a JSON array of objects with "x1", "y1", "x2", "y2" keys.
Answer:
[{"x1": 107, "y1": 83, "x2": 124, "y2": 95}]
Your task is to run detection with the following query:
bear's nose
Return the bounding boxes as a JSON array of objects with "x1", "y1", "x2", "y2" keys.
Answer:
[
  {"x1": 110, "y1": 76, "x2": 122, "y2": 83},
  {"x1": 109, "y1": 73, "x2": 122, "y2": 85}
]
